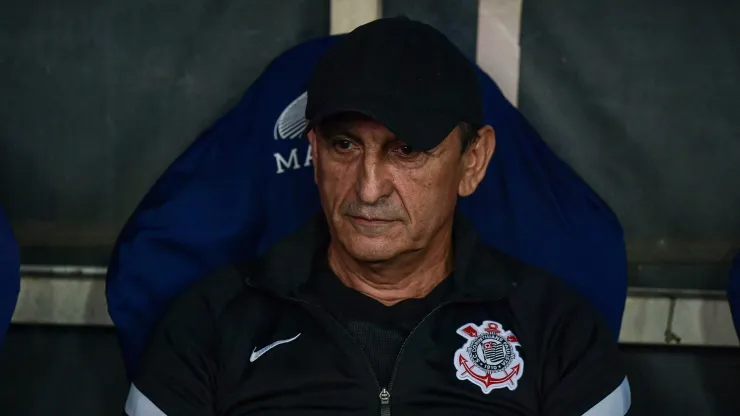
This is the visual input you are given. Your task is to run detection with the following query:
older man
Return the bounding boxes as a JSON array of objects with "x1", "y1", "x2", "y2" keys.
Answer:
[{"x1": 126, "y1": 17, "x2": 630, "y2": 416}]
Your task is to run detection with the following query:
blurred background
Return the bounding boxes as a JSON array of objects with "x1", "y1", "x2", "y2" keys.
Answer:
[{"x1": 1, "y1": 0, "x2": 739, "y2": 414}]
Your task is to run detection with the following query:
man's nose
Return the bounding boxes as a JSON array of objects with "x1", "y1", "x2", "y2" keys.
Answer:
[{"x1": 355, "y1": 152, "x2": 393, "y2": 204}]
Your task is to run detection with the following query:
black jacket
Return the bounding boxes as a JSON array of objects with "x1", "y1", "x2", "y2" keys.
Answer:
[{"x1": 126, "y1": 217, "x2": 630, "y2": 415}]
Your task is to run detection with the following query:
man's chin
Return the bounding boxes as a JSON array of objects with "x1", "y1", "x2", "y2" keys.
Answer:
[
  {"x1": 330, "y1": 221, "x2": 407, "y2": 261},
  {"x1": 343, "y1": 240, "x2": 404, "y2": 263},
  {"x1": 347, "y1": 250, "x2": 399, "y2": 263}
]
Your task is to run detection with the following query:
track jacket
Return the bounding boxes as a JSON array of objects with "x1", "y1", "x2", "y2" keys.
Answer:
[{"x1": 126, "y1": 217, "x2": 630, "y2": 416}]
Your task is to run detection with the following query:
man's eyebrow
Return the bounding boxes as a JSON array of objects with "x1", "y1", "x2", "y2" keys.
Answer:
[{"x1": 318, "y1": 124, "x2": 360, "y2": 140}]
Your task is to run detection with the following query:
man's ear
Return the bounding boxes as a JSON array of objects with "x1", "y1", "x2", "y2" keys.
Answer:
[
  {"x1": 306, "y1": 122, "x2": 319, "y2": 184},
  {"x1": 458, "y1": 125, "x2": 496, "y2": 197}
]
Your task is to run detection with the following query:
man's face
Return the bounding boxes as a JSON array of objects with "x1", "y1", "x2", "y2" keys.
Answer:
[{"x1": 307, "y1": 113, "x2": 494, "y2": 263}]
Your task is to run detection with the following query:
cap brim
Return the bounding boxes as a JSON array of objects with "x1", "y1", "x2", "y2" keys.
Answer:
[{"x1": 306, "y1": 97, "x2": 459, "y2": 152}]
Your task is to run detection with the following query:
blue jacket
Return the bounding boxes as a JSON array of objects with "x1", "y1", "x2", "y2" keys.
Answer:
[
  {"x1": 0, "y1": 206, "x2": 20, "y2": 347},
  {"x1": 107, "y1": 36, "x2": 627, "y2": 376}
]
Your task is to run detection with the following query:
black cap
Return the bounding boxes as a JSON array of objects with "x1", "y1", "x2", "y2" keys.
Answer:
[{"x1": 306, "y1": 17, "x2": 483, "y2": 151}]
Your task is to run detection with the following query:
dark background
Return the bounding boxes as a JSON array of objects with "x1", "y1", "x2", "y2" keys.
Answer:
[
  {"x1": 518, "y1": 0, "x2": 740, "y2": 291},
  {"x1": 1, "y1": 0, "x2": 739, "y2": 414},
  {"x1": 0, "y1": 0, "x2": 331, "y2": 266},
  {"x1": 2, "y1": 0, "x2": 738, "y2": 289}
]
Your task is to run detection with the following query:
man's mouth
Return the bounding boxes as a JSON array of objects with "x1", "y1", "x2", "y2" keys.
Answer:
[{"x1": 348, "y1": 215, "x2": 394, "y2": 225}]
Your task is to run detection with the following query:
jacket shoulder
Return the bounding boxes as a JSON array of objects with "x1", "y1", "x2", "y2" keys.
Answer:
[
  {"x1": 156, "y1": 265, "x2": 250, "y2": 324},
  {"x1": 475, "y1": 245, "x2": 610, "y2": 327},
  {"x1": 489, "y1": 248, "x2": 617, "y2": 344}
]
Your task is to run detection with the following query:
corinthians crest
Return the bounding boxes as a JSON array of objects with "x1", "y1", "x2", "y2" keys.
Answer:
[{"x1": 453, "y1": 320, "x2": 524, "y2": 393}]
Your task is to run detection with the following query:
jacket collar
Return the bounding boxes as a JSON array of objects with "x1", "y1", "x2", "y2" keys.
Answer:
[{"x1": 243, "y1": 213, "x2": 517, "y2": 301}]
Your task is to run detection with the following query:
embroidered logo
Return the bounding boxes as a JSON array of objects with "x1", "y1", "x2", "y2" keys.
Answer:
[
  {"x1": 453, "y1": 321, "x2": 524, "y2": 393},
  {"x1": 249, "y1": 333, "x2": 301, "y2": 362},
  {"x1": 273, "y1": 91, "x2": 307, "y2": 140}
]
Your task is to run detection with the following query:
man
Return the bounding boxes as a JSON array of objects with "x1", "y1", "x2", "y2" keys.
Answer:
[{"x1": 125, "y1": 17, "x2": 630, "y2": 415}]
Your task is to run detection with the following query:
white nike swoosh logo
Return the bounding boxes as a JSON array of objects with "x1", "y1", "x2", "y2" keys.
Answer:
[{"x1": 249, "y1": 333, "x2": 301, "y2": 363}]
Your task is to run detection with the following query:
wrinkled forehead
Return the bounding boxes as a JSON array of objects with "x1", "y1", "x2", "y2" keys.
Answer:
[{"x1": 315, "y1": 112, "x2": 396, "y2": 141}]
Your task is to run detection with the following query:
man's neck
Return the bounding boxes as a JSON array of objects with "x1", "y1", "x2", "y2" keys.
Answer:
[{"x1": 327, "y1": 232, "x2": 454, "y2": 306}]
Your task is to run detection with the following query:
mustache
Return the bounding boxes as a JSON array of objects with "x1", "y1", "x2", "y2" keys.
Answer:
[{"x1": 341, "y1": 201, "x2": 404, "y2": 221}]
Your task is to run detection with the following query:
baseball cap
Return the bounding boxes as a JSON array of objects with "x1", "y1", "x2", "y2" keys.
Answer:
[{"x1": 306, "y1": 17, "x2": 483, "y2": 151}]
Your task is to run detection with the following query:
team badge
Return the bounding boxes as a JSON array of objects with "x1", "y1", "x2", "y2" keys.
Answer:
[{"x1": 453, "y1": 320, "x2": 524, "y2": 393}]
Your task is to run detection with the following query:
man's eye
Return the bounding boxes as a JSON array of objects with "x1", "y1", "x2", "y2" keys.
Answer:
[
  {"x1": 333, "y1": 139, "x2": 353, "y2": 151},
  {"x1": 395, "y1": 145, "x2": 416, "y2": 156}
]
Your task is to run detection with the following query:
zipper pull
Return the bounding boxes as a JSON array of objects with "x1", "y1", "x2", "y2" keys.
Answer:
[{"x1": 379, "y1": 388, "x2": 391, "y2": 416}]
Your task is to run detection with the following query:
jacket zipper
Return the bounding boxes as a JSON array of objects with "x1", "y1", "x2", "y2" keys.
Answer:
[
  {"x1": 378, "y1": 300, "x2": 456, "y2": 416},
  {"x1": 296, "y1": 295, "x2": 460, "y2": 416},
  {"x1": 307, "y1": 299, "x2": 457, "y2": 416},
  {"x1": 244, "y1": 279, "x2": 483, "y2": 416}
]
